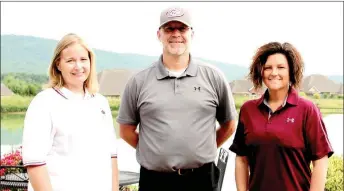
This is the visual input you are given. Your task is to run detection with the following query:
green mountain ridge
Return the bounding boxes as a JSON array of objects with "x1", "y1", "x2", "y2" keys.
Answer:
[
  {"x1": 1, "y1": 34, "x2": 342, "y2": 83},
  {"x1": 0, "y1": 35, "x2": 247, "y2": 82}
]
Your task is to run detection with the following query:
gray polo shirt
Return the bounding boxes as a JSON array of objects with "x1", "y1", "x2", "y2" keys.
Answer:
[{"x1": 117, "y1": 55, "x2": 237, "y2": 172}]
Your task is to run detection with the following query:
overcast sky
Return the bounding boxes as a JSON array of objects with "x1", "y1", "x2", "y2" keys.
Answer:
[{"x1": 1, "y1": 1, "x2": 343, "y2": 75}]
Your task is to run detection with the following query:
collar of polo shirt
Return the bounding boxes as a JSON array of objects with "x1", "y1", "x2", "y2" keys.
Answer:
[
  {"x1": 263, "y1": 94, "x2": 288, "y2": 109},
  {"x1": 257, "y1": 86, "x2": 299, "y2": 108},
  {"x1": 59, "y1": 87, "x2": 93, "y2": 100},
  {"x1": 156, "y1": 54, "x2": 198, "y2": 80},
  {"x1": 164, "y1": 66, "x2": 187, "y2": 77}
]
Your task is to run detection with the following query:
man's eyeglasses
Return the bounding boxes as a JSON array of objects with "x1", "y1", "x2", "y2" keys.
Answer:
[{"x1": 161, "y1": 26, "x2": 192, "y2": 33}]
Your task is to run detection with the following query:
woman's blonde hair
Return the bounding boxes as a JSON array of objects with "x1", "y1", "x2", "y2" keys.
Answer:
[{"x1": 46, "y1": 33, "x2": 98, "y2": 94}]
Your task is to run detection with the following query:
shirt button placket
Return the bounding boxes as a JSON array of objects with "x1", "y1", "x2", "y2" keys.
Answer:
[
  {"x1": 175, "y1": 78, "x2": 180, "y2": 94},
  {"x1": 266, "y1": 111, "x2": 272, "y2": 132},
  {"x1": 268, "y1": 112, "x2": 272, "y2": 124}
]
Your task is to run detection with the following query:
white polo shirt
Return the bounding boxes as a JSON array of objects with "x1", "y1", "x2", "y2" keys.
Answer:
[{"x1": 22, "y1": 87, "x2": 117, "y2": 191}]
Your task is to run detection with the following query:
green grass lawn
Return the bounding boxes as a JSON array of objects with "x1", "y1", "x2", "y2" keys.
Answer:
[
  {"x1": 233, "y1": 95, "x2": 343, "y2": 113},
  {"x1": 1, "y1": 95, "x2": 33, "y2": 112}
]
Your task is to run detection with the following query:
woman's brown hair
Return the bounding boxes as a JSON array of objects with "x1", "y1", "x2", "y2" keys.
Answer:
[{"x1": 248, "y1": 42, "x2": 304, "y2": 90}]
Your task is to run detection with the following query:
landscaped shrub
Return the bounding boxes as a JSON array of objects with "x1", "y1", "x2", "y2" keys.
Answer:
[
  {"x1": 329, "y1": 94, "x2": 337, "y2": 99},
  {"x1": 299, "y1": 92, "x2": 307, "y2": 98},
  {"x1": 323, "y1": 93, "x2": 330, "y2": 99},
  {"x1": 326, "y1": 155, "x2": 343, "y2": 191},
  {"x1": 313, "y1": 93, "x2": 321, "y2": 99},
  {"x1": 122, "y1": 185, "x2": 138, "y2": 191}
]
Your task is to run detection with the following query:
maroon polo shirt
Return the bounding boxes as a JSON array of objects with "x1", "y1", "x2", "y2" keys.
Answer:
[{"x1": 229, "y1": 87, "x2": 334, "y2": 191}]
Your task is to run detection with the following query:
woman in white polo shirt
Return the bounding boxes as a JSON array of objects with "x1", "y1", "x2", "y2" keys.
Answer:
[{"x1": 22, "y1": 33, "x2": 119, "y2": 191}]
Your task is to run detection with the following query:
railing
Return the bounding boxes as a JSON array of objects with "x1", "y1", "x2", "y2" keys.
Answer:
[{"x1": 0, "y1": 165, "x2": 28, "y2": 190}]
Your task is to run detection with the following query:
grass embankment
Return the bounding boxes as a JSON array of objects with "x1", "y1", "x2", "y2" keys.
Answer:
[
  {"x1": 1, "y1": 95, "x2": 32, "y2": 113},
  {"x1": 0, "y1": 96, "x2": 122, "y2": 113},
  {"x1": 1, "y1": 95, "x2": 343, "y2": 116}
]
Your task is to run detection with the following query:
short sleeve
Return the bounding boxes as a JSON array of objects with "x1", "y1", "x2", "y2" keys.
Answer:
[
  {"x1": 103, "y1": 97, "x2": 118, "y2": 158},
  {"x1": 304, "y1": 103, "x2": 334, "y2": 160},
  {"x1": 215, "y1": 69, "x2": 237, "y2": 124},
  {"x1": 229, "y1": 110, "x2": 249, "y2": 156},
  {"x1": 22, "y1": 93, "x2": 54, "y2": 167},
  {"x1": 116, "y1": 76, "x2": 140, "y2": 126}
]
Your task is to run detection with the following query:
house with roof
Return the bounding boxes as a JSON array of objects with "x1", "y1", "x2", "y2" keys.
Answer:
[
  {"x1": 97, "y1": 69, "x2": 137, "y2": 97},
  {"x1": 300, "y1": 74, "x2": 341, "y2": 95},
  {"x1": 230, "y1": 74, "x2": 342, "y2": 97},
  {"x1": 229, "y1": 79, "x2": 266, "y2": 96},
  {"x1": 1, "y1": 83, "x2": 14, "y2": 96}
]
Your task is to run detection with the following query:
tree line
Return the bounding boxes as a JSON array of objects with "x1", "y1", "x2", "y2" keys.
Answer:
[{"x1": 1, "y1": 73, "x2": 48, "y2": 96}]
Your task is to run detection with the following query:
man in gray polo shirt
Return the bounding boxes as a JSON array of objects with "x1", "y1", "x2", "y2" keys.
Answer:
[{"x1": 117, "y1": 5, "x2": 237, "y2": 191}]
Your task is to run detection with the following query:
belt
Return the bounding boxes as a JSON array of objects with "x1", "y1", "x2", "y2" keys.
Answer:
[
  {"x1": 142, "y1": 162, "x2": 214, "y2": 176},
  {"x1": 173, "y1": 168, "x2": 194, "y2": 176}
]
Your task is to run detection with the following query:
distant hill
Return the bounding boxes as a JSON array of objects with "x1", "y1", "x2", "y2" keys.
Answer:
[
  {"x1": 1, "y1": 35, "x2": 247, "y2": 82},
  {"x1": 1, "y1": 35, "x2": 342, "y2": 84}
]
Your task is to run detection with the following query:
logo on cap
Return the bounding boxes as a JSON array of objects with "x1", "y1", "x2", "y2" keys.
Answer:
[{"x1": 166, "y1": 8, "x2": 184, "y2": 18}]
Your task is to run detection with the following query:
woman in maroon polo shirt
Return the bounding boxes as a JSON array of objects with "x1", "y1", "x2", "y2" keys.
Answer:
[{"x1": 229, "y1": 42, "x2": 333, "y2": 191}]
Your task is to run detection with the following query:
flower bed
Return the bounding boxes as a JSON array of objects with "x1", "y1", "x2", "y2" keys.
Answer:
[
  {"x1": 0, "y1": 147, "x2": 25, "y2": 176},
  {"x1": 0, "y1": 147, "x2": 27, "y2": 191}
]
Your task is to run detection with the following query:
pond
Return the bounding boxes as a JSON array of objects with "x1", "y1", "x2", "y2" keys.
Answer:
[
  {"x1": 1, "y1": 112, "x2": 140, "y2": 172},
  {"x1": 2, "y1": 113, "x2": 342, "y2": 154},
  {"x1": 1, "y1": 113, "x2": 121, "y2": 145}
]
